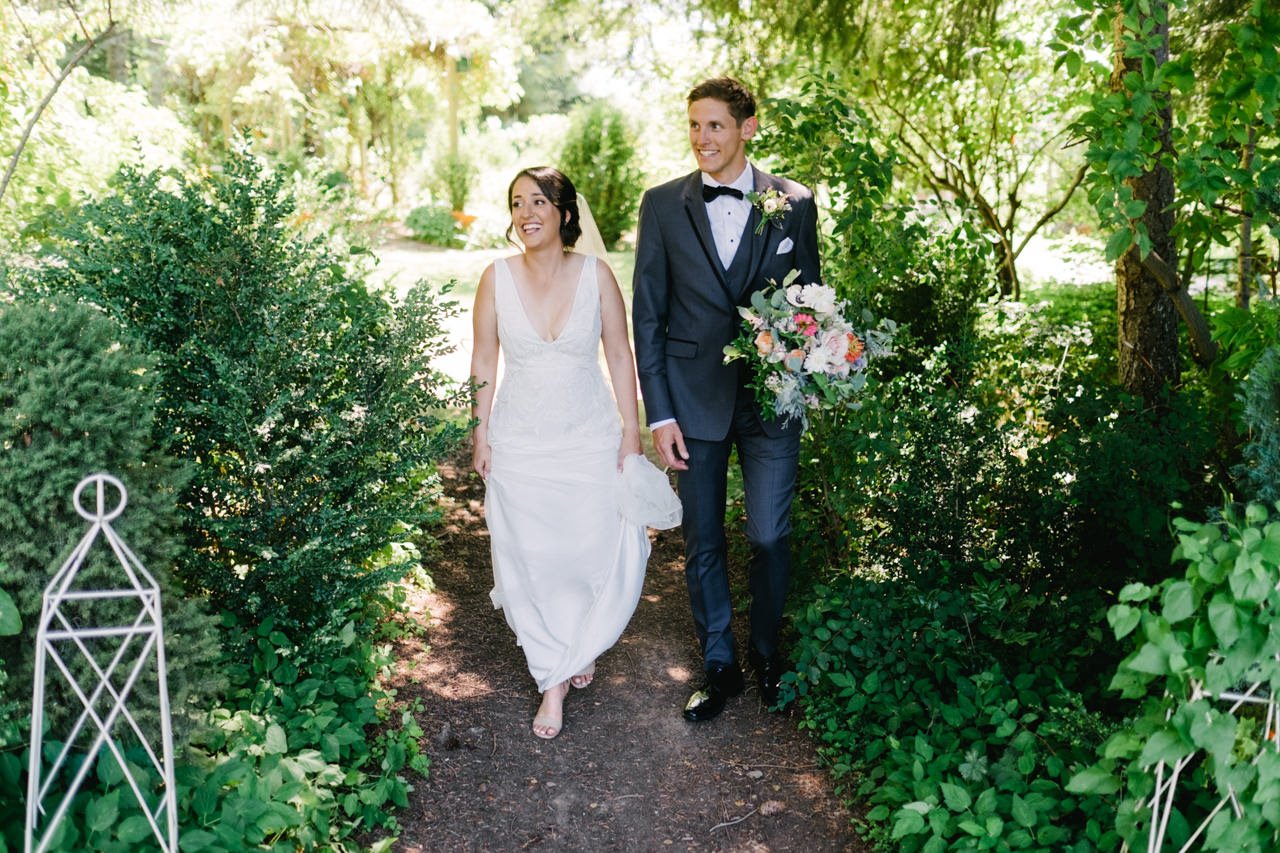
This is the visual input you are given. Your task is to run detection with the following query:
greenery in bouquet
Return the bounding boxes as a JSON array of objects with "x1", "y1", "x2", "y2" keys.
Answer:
[{"x1": 724, "y1": 269, "x2": 894, "y2": 427}]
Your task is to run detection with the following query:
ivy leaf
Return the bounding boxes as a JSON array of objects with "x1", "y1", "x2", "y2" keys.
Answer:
[
  {"x1": 1190, "y1": 708, "x2": 1237, "y2": 771},
  {"x1": 1118, "y1": 582, "x2": 1152, "y2": 603},
  {"x1": 1126, "y1": 642, "x2": 1170, "y2": 675},
  {"x1": 1139, "y1": 729, "x2": 1193, "y2": 766}
]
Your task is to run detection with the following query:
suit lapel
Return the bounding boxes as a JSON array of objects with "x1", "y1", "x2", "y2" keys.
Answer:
[
  {"x1": 680, "y1": 173, "x2": 737, "y2": 302},
  {"x1": 744, "y1": 171, "x2": 783, "y2": 291}
]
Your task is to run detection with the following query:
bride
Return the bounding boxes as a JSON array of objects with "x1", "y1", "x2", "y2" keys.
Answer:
[{"x1": 469, "y1": 166, "x2": 651, "y2": 739}]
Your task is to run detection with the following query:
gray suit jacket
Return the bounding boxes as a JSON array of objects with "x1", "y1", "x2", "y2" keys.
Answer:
[{"x1": 632, "y1": 167, "x2": 822, "y2": 441}]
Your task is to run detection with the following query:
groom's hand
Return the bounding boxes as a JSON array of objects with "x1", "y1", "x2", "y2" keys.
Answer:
[{"x1": 652, "y1": 422, "x2": 690, "y2": 471}]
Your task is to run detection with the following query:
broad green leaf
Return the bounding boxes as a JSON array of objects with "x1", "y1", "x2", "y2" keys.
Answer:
[
  {"x1": 922, "y1": 837, "x2": 948, "y2": 853},
  {"x1": 86, "y1": 792, "x2": 119, "y2": 834},
  {"x1": 1126, "y1": 643, "x2": 1169, "y2": 675},
  {"x1": 0, "y1": 590, "x2": 19, "y2": 636},
  {"x1": 117, "y1": 815, "x2": 153, "y2": 844},
  {"x1": 1162, "y1": 581, "x2": 1196, "y2": 622},
  {"x1": 1207, "y1": 595, "x2": 1240, "y2": 648},
  {"x1": 1105, "y1": 228, "x2": 1135, "y2": 261},
  {"x1": 1011, "y1": 793, "x2": 1037, "y2": 828},
  {"x1": 940, "y1": 781, "x2": 971, "y2": 812},
  {"x1": 1066, "y1": 765, "x2": 1121, "y2": 795},
  {"x1": 1108, "y1": 604, "x2": 1141, "y2": 639},
  {"x1": 264, "y1": 723, "x2": 288, "y2": 755},
  {"x1": 1118, "y1": 582, "x2": 1152, "y2": 603},
  {"x1": 891, "y1": 809, "x2": 926, "y2": 839},
  {"x1": 1190, "y1": 708, "x2": 1237, "y2": 769},
  {"x1": 1139, "y1": 729, "x2": 1192, "y2": 766}
]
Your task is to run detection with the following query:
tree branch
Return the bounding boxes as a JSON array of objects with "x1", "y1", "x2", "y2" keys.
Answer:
[
  {"x1": 1141, "y1": 249, "x2": 1219, "y2": 367},
  {"x1": 1014, "y1": 163, "x2": 1088, "y2": 259},
  {"x1": 0, "y1": 20, "x2": 119, "y2": 206}
]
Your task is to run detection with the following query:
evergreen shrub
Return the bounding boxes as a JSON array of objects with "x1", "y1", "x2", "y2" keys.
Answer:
[
  {"x1": 27, "y1": 150, "x2": 468, "y2": 642},
  {"x1": 431, "y1": 152, "x2": 477, "y2": 212},
  {"x1": 1236, "y1": 346, "x2": 1280, "y2": 505},
  {"x1": 0, "y1": 295, "x2": 225, "y2": 734},
  {"x1": 405, "y1": 203, "x2": 462, "y2": 247},
  {"x1": 0, "y1": 295, "x2": 226, "y2": 852},
  {"x1": 559, "y1": 102, "x2": 643, "y2": 248}
]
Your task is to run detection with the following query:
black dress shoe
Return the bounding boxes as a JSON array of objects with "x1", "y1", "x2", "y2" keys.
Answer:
[
  {"x1": 749, "y1": 648, "x2": 788, "y2": 710},
  {"x1": 682, "y1": 663, "x2": 745, "y2": 722}
]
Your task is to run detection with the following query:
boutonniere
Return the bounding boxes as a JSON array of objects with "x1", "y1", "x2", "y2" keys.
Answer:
[{"x1": 746, "y1": 188, "x2": 792, "y2": 235}]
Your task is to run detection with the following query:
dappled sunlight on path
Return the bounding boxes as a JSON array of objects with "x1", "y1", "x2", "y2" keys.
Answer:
[{"x1": 386, "y1": 456, "x2": 869, "y2": 851}]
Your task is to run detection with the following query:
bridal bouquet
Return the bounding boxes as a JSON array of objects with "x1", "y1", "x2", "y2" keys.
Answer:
[{"x1": 723, "y1": 270, "x2": 894, "y2": 427}]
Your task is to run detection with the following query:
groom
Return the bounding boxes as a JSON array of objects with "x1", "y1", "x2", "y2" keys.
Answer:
[{"x1": 632, "y1": 77, "x2": 822, "y2": 722}]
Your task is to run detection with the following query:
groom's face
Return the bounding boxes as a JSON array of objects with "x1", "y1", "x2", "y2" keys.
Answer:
[{"x1": 688, "y1": 97, "x2": 757, "y2": 184}]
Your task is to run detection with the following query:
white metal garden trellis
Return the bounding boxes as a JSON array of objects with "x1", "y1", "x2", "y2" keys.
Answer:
[
  {"x1": 1135, "y1": 677, "x2": 1280, "y2": 852},
  {"x1": 25, "y1": 473, "x2": 178, "y2": 853}
]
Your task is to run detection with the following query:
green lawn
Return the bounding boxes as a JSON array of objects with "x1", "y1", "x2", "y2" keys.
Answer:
[{"x1": 376, "y1": 239, "x2": 637, "y2": 299}]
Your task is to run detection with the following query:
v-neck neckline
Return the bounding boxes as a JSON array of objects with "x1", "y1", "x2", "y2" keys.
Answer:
[{"x1": 505, "y1": 255, "x2": 589, "y2": 344}]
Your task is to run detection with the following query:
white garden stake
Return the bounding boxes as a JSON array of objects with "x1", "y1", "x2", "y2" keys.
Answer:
[{"x1": 25, "y1": 473, "x2": 178, "y2": 853}]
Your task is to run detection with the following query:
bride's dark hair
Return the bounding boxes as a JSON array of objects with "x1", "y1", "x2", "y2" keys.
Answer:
[{"x1": 506, "y1": 167, "x2": 583, "y2": 250}]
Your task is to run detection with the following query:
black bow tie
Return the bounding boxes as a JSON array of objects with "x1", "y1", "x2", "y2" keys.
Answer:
[{"x1": 702, "y1": 184, "x2": 744, "y2": 203}]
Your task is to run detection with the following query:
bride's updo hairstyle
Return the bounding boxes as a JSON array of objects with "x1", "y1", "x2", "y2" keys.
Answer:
[{"x1": 506, "y1": 166, "x2": 583, "y2": 250}]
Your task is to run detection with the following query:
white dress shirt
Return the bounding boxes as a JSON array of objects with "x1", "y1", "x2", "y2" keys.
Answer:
[{"x1": 702, "y1": 164, "x2": 755, "y2": 269}]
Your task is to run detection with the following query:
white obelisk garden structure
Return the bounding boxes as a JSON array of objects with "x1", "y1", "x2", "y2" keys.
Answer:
[{"x1": 25, "y1": 473, "x2": 178, "y2": 852}]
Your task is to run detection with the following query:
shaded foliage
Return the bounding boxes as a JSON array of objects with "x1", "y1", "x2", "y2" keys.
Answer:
[{"x1": 0, "y1": 294, "x2": 225, "y2": 744}]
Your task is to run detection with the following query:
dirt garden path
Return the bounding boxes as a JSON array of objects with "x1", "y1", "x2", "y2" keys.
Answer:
[
  {"x1": 386, "y1": 454, "x2": 867, "y2": 852},
  {"x1": 374, "y1": 237, "x2": 867, "y2": 851}
]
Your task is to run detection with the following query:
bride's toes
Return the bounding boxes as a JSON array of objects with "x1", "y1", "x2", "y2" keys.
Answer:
[
  {"x1": 570, "y1": 662, "x2": 596, "y2": 689},
  {"x1": 532, "y1": 681, "x2": 568, "y2": 739}
]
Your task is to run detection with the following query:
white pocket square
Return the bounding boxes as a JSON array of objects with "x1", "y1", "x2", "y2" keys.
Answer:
[{"x1": 776, "y1": 237, "x2": 794, "y2": 254}]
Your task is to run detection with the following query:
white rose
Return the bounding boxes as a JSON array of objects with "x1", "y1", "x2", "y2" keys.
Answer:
[{"x1": 801, "y1": 284, "x2": 838, "y2": 316}]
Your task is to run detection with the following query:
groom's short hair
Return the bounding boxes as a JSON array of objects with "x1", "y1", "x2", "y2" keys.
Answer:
[{"x1": 687, "y1": 77, "x2": 756, "y2": 125}]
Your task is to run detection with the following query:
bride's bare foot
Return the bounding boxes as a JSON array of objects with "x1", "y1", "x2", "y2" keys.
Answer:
[
  {"x1": 532, "y1": 681, "x2": 569, "y2": 739},
  {"x1": 570, "y1": 661, "x2": 596, "y2": 689}
]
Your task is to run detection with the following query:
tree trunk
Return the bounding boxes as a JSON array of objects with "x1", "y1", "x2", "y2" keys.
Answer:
[{"x1": 1113, "y1": 1, "x2": 1180, "y2": 400}]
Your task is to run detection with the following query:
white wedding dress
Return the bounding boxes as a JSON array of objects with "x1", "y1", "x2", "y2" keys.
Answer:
[{"x1": 485, "y1": 255, "x2": 651, "y2": 692}]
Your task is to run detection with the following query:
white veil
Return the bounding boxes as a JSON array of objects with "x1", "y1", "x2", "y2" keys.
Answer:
[{"x1": 573, "y1": 193, "x2": 610, "y2": 261}]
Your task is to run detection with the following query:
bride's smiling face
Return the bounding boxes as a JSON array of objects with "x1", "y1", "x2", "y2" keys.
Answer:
[{"x1": 510, "y1": 176, "x2": 565, "y2": 250}]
